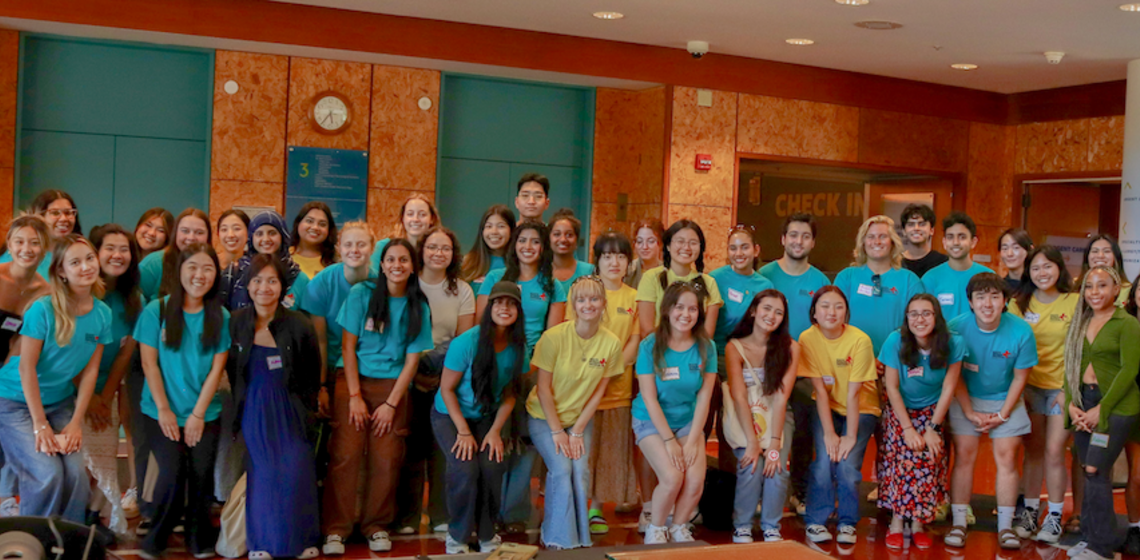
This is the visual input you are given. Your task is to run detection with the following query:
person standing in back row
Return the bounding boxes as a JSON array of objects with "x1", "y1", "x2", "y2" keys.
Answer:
[
  {"x1": 921, "y1": 212, "x2": 990, "y2": 320},
  {"x1": 900, "y1": 204, "x2": 947, "y2": 279},
  {"x1": 516, "y1": 173, "x2": 551, "y2": 223}
]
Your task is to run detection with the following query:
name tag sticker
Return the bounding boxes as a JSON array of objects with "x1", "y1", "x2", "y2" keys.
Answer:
[
  {"x1": 1090, "y1": 433, "x2": 1110, "y2": 448},
  {"x1": 963, "y1": 362, "x2": 979, "y2": 372},
  {"x1": 727, "y1": 288, "x2": 745, "y2": 304},
  {"x1": 267, "y1": 355, "x2": 283, "y2": 370},
  {"x1": 1, "y1": 317, "x2": 21, "y2": 331},
  {"x1": 662, "y1": 367, "x2": 680, "y2": 381},
  {"x1": 365, "y1": 318, "x2": 375, "y2": 332},
  {"x1": 160, "y1": 328, "x2": 166, "y2": 342},
  {"x1": 1024, "y1": 312, "x2": 1041, "y2": 324},
  {"x1": 907, "y1": 366, "x2": 924, "y2": 378},
  {"x1": 938, "y1": 293, "x2": 954, "y2": 306},
  {"x1": 857, "y1": 284, "x2": 874, "y2": 297},
  {"x1": 822, "y1": 375, "x2": 835, "y2": 386}
]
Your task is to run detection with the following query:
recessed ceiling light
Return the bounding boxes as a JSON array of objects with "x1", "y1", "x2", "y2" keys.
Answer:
[
  {"x1": 836, "y1": 0, "x2": 870, "y2": 5},
  {"x1": 593, "y1": 11, "x2": 624, "y2": 19},
  {"x1": 951, "y1": 63, "x2": 978, "y2": 71},
  {"x1": 854, "y1": 20, "x2": 903, "y2": 30},
  {"x1": 1121, "y1": 3, "x2": 1140, "y2": 11},
  {"x1": 786, "y1": 38, "x2": 815, "y2": 46}
]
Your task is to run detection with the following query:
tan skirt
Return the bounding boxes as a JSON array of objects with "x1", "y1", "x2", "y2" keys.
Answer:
[{"x1": 587, "y1": 407, "x2": 638, "y2": 505}]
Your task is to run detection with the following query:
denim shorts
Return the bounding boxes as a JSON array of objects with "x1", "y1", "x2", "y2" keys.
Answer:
[
  {"x1": 1023, "y1": 385, "x2": 1065, "y2": 416},
  {"x1": 632, "y1": 416, "x2": 693, "y2": 445},
  {"x1": 948, "y1": 396, "x2": 1031, "y2": 438}
]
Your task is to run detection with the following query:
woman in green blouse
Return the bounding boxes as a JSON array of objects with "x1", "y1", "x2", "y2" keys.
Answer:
[{"x1": 1062, "y1": 265, "x2": 1140, "y2": 560}]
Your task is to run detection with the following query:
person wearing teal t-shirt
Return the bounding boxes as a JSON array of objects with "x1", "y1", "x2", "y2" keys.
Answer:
[
  {"x1": 921, "y1": 212, "x2": 991, "y2": 320},
  {"x1": 369, "y1": 194, "x2": 438, "y2": 277},
  {"x1": 133, "y1": 244, "x2": 230, "y2": 558},
  {"x1": 549, "y1": 210, "x2": 596, "y2": 295},
  {"x1": 139, "y1": 209, "x2": 212, "y2": 300},
  {"x1": 832, "y1": 216, "x2": 924, "y2": 356},
  {"x1": 877, "y1": 293, "x2": 964, "y2": 550},
  {"x1": 433, "y1": 282, "x2": 530, "y2": 553},
  {"x1": 632, "y1": 282, "x2": 718, "y2": 545},
  {"x1": 0, "y1": 236, "x2": 109, "y2": 524},
  {"x1": 476, "y1": 221, "x2": 567, "y2": 350},
  {"x1": 460, "y1": 205, "x2": 516, "y2": 296},
  {"x1": 944, "y1": 273, "x2": 1037, "y2": 550},
  {"x1": 323, "y1": 239, "x2": 434, "y2": 555},
  {"x1": 0, "y1": 191, "x2": 82, "y2": 279},
  {"x1": 710, "y1": 227, "x2": 774, "y2": 362}
]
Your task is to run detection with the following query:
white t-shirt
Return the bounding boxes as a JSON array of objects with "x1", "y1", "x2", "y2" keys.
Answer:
[{"x1": 419, "y1": 277, "x2": 476, "y2": 346}]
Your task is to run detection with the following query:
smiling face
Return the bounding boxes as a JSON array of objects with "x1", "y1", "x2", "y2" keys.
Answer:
[
  {"x1": 1000, "y1": 234, "x2": 1028, "y2": 272},
  {"x1": 813, "y1": 291, "x2": 847, "y2": 331},
  {"x1": 338, "y1": 228, "x2": 373, "y2": 269},
  {"x1": 942, "y1": 223, "x2": 976, "y2": 260},
  {"x1": 752, "y1": 296, "x2": 785, "y2": 335},
  {"x1": 7, "y1": 226, "x2": 45, "y2": 270},
  {"x1": 906, "y1": 298, "x2": 937, "y2": 339},
  {"x1": 572, "y1": 284, "x2": 604, "y2": 322},
  {"x1": 727, "y1": 231, "x2": 759, "y2": 274},
  {"x1": 176, "y1": 216, "x2": 210, "y2": 251},
  {"x1": 490, "y1": 296, "x2": 519, "y2": 328},
  {"x1": 180, "y1": 252, "x2": 217, "y2": 300},
  {"x1": 61, "y1": 242, "x2": 100, "y2": 289},
  {"x1": 668, "y1": 291, "x2": 701, "y2": 334},
  {"x1": 1088, "y1": 239, "x2": 1116, "y2": 269},
  {"x1": 403, "y1": 200, "x2": 434, "y2": 240},
  {"x1": 136, "y1": 216, "x2": 168, "y2": 252},
  {"x1": 252, "y1": 225, "x2": 282, "y2": 255},
  {"x1": 863, "y1": 223, "x2": 893, "y2": 262},
  {"x1": 382, "y1": 245, "x2": 413, "y2": 285},
  {"x1": 969, "y1": 288, "x2": 1006, "y2": 326},
  {"x1": 515, "y1": 228, "x2": 543, "y2": 266},
  {"x1": 300, "y1": 208, "x2": 330, "y2": 246},
  {"x1": 422, "y1": 231, "x2": 454, "y2": 273},
  {"x1": 781, "y1": 221, "x2": 815, "y2": 260},
  {"x1": 904, "y1": 216, "x2": 933, "y2": 247},
  {"x1": 515, "y1": 182, "x2": 549, "y2": 220},
  {"x1": 1083, "y1": 268, "x2": 1120, "y2": 313},
  {"x1": 550, "y1": 220, "x2": 577, "y2": 257},
  {"x1": 635, "y1": 227, "x2": 662, "y2": 263},
  {"x1": 218, "y1": 215, "x2": 247, "y2": 254},
  {"x1": 98, "y1": 233, "x2": 132, "y2": 279},
  {"x1": 597, "y1": 252, "x2": 629, "y2": 283},
  {"x1": 483, "y1": 214, "x2": 511, "y2": 252},
  {"x1": 248, "y1": 265, "x2": 282, "y2": 307},
  {"x1": 1029, "y1": 252, "x2": 1059, "y2": 292},
  {"x1": 669, "y1": 228, "x2": 700, "y2": 267},
  {"x1": 43, "y1": 199, "x2": 77, "y2": 240}
]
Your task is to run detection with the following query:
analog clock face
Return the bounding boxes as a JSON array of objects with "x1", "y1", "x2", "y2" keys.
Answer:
[{"x1": 313, "y1": 96, "x2": 349, "y2": 131}]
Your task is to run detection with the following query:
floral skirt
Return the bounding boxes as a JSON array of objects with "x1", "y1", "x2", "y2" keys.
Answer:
[{"x1": 876, "y1": 403, "x2": 948, "y2": 523}]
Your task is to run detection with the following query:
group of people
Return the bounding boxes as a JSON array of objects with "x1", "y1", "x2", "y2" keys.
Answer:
[{"x1": 0, "y1": 178, "x2": 1134, "y2": 560}]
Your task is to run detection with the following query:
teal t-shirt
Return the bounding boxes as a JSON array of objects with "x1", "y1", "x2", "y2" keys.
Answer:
[
  {"x1": 948, "y1": 313, "x2": 1038, "y2": 401},
  {"x1": 878, "y1": 330, "x2": 966, "y2": 409},
  {"x1": 631, "y1": 335, "x2": 717, "y2": 430},
  {"x1": 134, "y1": 298, "x2": 231, "y2": 425},
  {"x1": 0, "y1": 251, "x2": 53, "y2": 279},
  {"x1": 434, "y1": 326, "x2": 529, "y2": 419},
  {"x1": 758, "y1": 261, "x2": 831, "y2": 340},
  {"x1": 282, "y1": 271, "x2": 309, "y2": 312},
  {"x1": 301, "y1": 263, "x2": 355, "y2": 368},
  {"x1": 336, "y1": 282, "x2": 434, "y2": 379},
  {"x1": 0, "y1": 296, "x2": 112, "y2": 406},
  {"x1": 554, "y1": 261, "x2": 596, "y2": 295},
  {"x1": 138, "y1": 251, "x2": 165, "y2": 300},
  {"x1": 833, "y1": 265, "x2": 924, "y2": 355},
  {"x1": 97, "y1": 290, "x2": 146, "y2": 392},
  {"x1": 921, "y1": 262, "x2": 991, "y2": 320},
  {"x1": 709, "y1": 266, "x2": 774, "y2": 355},
  {"x1": 368, "y1": 238, "x2": 392, "y2": 278},
  {"x1": 470, "y1": 255, "x2": 506, "y2": 295},
  {"x1": 478, "y1": 269, "x2": 567, "y2": 349}
]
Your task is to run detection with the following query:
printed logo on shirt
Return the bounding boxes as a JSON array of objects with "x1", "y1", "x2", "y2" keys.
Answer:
[
  {"x1": 992, "y1": 350, "x2": 1012, "y2": 359},
  {"x1": 617, "y1": 307, "x2": 633, "y2": 315},
  {"x1": 530, "y1": 292, "x2": 547, "y2": 302},
  {"x1": 835, "y1": 355, "x2": 853, "y2": 367},
  {"x1": 688, "y1": 362, "x2": 701, "y2": 373},
  {"x1": 585, "y1": 357, "x2": 607, "y2": 368},
  {"x1": 85, "y1": 333, "x2": 99, "y2": 343},
  {"x1": 1050, "y1": 313, "x2": 1068, "y2": 322},
  {"x1": 888, "y1": 286, "x2": 898, "y2": 295},
  {"x1": 938, "y1": 293, "x2": 954, "y2": 306},
  {"x1": 1, "y1": 317, "x2": 21, "y2": 331},
  {"x1": 267, "y1": 355, "x2": 283, "y2": 370},
  {"x1": 727, "y1": 288, "x2": 745, "y2": 304},
  {"x1": 799, "y1": 289, "x2": 816, "y2": 297},
  {"x1": 282, "y1": 293, "x2": 296, "y2": 309}
]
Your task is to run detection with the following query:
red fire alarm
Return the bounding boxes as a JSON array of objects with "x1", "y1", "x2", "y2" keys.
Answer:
[{"x1": 695, "y1": 154, "x2": 713, "y2": 170}]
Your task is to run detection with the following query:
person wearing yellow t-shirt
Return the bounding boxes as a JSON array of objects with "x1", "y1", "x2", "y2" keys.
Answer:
[
  {"x1": 799, "y1": 286, "x2": 879, "y2": 545},
  {"x1": 289, "y1": 201, "x2": 337, "y2": 279},
  {"x1": 1007, "y1": 246, "x2": 1078, "y2": 542},
  {"x1": 636, "y1": 220, "x2": 722, "y2": 339},
  {"x1": 528, "y1": 276, "x2": 624, "y2": 550},
  {"x1": 567, "y1": 233, "x2": 641, "y2": 535}
]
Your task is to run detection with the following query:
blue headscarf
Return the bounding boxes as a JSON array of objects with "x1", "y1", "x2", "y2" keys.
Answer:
[{"x1": 223, "y1": 211, "x2": 301, "y2": 310}]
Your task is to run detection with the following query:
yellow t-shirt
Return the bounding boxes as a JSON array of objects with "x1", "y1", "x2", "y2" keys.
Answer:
[
  {"x1": 635, "y1": 266, "x2": 724, "y2": 325},
  {"x1": 798, "y1": 324, "x2": 880, "y2": 416},
  {"x1": 526, "y1": 321, "x2": 625, "y2": 426},
  {"x1": 1118, "y1": 282, "x2": 1133, "y2": 307},
  {"x1": 567, "y1": 284, "x2": 639, "y2": 410},
  {"x1": 1009, "y1": 293, "x2": 1079, "y2": 390},
  {"x1": 290, "y1": 250, "x2": 326, "y2": 280}
]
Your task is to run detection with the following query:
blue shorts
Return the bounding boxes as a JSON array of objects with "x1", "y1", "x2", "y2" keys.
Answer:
[
  {"x1": 1023, "y1": 385, "x2": 1064, "y2": 416},
  {"x1": 632, "y1": 417, "x2": 693, "y2": 445}
]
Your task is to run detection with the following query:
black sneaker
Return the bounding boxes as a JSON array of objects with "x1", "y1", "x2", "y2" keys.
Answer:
[
  {"x1": 1014, "y1": 507, "x2": 1039, "y2": 539},
  {"x1": 135, "y1": 519, "x2": 153, "y2": 537},
  {"x1": 1123, "y1": 526, "x2": 1140, "y2": 555}
]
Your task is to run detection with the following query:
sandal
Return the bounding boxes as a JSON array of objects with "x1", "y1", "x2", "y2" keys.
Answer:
[
  {"x1": 998, "y1": 529, "x2": 1021, "y2": 550},
  {"x1": 588, "y1": 508, "x2": 609, "y2": 535},
  {"x1": 1065, "y1": 515, "x2": 1081, "y2": 534},
  {"x1": 944, "y1": 526, "x2": 968, "y2": 548}
]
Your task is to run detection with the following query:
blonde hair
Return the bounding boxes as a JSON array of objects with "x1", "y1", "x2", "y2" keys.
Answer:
[
  {"x1": 48, "y1": 235, "x2": 106, "y2": 347},
  {"x1": 1063, "y1": 265, "x2": 1121, "y2": 408},
  {"x1": 568, "y1": 276, "x2": 608, "y2": 324},
  {"x1": 339, "y1": 221, "x2": 374, "y2": 243},
  {"x1": 853, "y1": 215, "x2": 904, "y2": 268}
]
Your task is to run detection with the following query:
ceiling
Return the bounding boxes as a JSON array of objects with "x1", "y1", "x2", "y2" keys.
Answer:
[{"x1": 273, "y1": 0, "x2": 1140, "y2": 94}]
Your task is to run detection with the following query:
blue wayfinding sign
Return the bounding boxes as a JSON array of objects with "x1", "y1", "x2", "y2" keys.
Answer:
[{"x1": 286, "y1": 146, "x2": 368, "y2": 225}]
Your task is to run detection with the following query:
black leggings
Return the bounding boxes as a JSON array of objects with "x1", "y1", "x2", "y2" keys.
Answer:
[
  {"x1": 1072, "y1": 384, "x2": 1137, "y2": 558},
  {"x1": 140, "y1": 414, "x2": 220, "y2": 556}
]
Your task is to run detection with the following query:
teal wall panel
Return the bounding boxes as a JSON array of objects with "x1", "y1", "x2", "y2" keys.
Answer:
[
  {"x1": 438, "y1": 158, "x2": 512, "y2": 253},
  {"x1": 19, "y1": 131, "x2": 116, "y2": 228},
  {"x1": 113, "y1": 137, "x2": 208, "y2": 224}
]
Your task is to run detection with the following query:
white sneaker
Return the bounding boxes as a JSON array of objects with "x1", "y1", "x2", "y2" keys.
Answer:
[
  {"x1": 669, "y1": 524, "x2": 694, "y2": 543},
  {"x1": 322, "y1": 535, "x2": 345, "y2": 556},
  {"x1": 445, "y1": 534, "x2": 470, "y2": 555},
  {"x1": 479, "y1": 535, "x2": 502, "y2": 553},
  {"x1": 0, "y1": 497, "x2": 18, "y2": 517},
  {"x1": 1036, "y1": 512, "x2": 1063, "y2": 544},
  {"x1": 806, "y1": 524, "x2": 832, "y2": 543},
  {"x1": 836, "y1": 525, "x2": 857, "y2": 544},
  {"x1": 644, "y1": 524, "x2": 669, "y2": 545},
  {"x1": 368, "y1": 531, "x2": 392, "y2": 552},
  {"x1": 248, "y1": 552, "x2": 272, "y2": 560},
  {"x1": 396, "y1": 526, "x2": 416, "y2": 535},
  {"x1": 638, "y1": 509, "x2": 651, "y2": 533},
  {"x1": 732, "y1": 528, "x2": 753, "y2": 544},
  {"x1": 297, "y1": 548, "x2": 319, "y2": 560},
  {"x1": 433, "y1": 523, "x2": 448, "y2": 533},
  {"x1": 121, "y1": 488, "x2": 140, "y2": 519},
  {"x1": 763, "y1": 529, "x2": 782, "y2": 543}
]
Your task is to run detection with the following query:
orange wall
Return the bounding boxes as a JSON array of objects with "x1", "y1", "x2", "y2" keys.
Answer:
[{"x1": 0, "y1": 30, "x2": 16, "y2": 238}]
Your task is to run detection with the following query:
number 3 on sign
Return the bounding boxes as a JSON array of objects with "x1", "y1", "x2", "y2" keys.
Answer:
[{"x1": 300, "y1": 163, "x2": 309, "y2": 178}]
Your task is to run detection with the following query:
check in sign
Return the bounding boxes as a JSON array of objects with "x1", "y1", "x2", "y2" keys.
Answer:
[{"x1": 286, "y1": 146, "x2": 369, "y2": 225}]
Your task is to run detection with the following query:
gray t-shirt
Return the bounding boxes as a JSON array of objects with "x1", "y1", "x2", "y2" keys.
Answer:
[{"x1": 419, "y1": 277, "x2": 476, "y2": 346}]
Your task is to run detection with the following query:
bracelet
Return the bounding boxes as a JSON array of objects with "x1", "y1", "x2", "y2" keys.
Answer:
[
  {"x1": 569, "y1": 431, "x2": 584, "y2": 439},
  {"x1": 996, "y1": 410, "x2": 1009, "y2": 423},
  {"x1": 382, "y1": 401, "x2": 397, "y2": 410},
  {"x1": 458, "y1": 432, "x2": 472, "y2": 437},
  {"x1": 33, "y1": 425, "x2": 49, "y2": 435},
  {"x1": 662, "y1": 436, "x2": 676, "y2": 443},
  {"x1": 348, "y1": 391, "x2": 361, "y2": 398},
  {"x1": 191, "y1": 412, "x2": 204, "y2": 420},
  {"x1": 551, "y1": 429, "x2": 565, "y2": 436},
  {"x1": 903, "y1": 425, "x2": 916, "y2": 432}
]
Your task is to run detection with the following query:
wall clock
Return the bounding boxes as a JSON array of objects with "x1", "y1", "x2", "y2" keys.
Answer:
[{"x1": 310, "y1": 91, "x2": 351, "y2": 134}]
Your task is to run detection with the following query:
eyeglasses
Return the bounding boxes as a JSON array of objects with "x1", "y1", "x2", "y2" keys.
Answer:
[
  {"x1": 424, "y1": 244, "x2": 453, "y2": 254},
  {"x1": 907, "y1": 310, "x2": 935, "y2": 319},
  {"x1": 45, "y1": 209, "x2": 78, "y2": 219}
]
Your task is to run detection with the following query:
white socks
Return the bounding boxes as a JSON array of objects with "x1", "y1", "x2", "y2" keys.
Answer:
[
  {"x1": 1048, "y1": 501, "x2": 1064, "y2": 516},
  {"x1": 997, "y1": 506, "x2": 1016, "y2": 532},
  {"x1": 1024, "y1": 498, "x2": 1041, "y2": 511},
  {"x1": 952, "y1": 504, "x2": 969, "y2": 527}
]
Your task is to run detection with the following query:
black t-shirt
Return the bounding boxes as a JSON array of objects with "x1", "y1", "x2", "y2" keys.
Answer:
[
  {"x1": 903, "y1": 250, "x2": 948, "y2": 278},
  {"x1": 1004, "y1": 275, "x2": 1022, "y2": 293}
]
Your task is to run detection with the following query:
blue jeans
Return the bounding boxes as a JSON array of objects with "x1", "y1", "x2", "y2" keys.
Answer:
[
  {"x1": 431, "y1": 409, "x2": 506, "y2": 544},
  {"x1": 732, "y1": 414, "x2": 795, "y2": 531},
  {"x1": 0, "y1": 397, "x2": 88, "y2": 522},
  {"x1": 528, "y1": 415, "x2": 593, "y2": 549},
  {"x1": 499, "y1": 446, "x2": 537, "y2": 525},
  {"x1": 0, "y1": 448, "x2": 17, "y2": 497},
  {"x1": 805, "y1": 410, "x2": 878, "y2": 527}
]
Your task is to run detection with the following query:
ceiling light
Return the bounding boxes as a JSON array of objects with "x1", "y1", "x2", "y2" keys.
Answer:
[
  {"x1": 854, "y1": 21, "x2": 903, "y2": 30},
  {"x1": 786, "y1": 38, "x2": 815, "y2": 46},
  {"x1": 836, "y1": 0, "x2": 870, "y2": 5},
  {"x1": 1121, "y1": 3, "x2": 1140, "y2": 11},
  {"x1": 592, "y1": 11, "x2": 624, "y2": 19},
  {"x1": 951, "y1": 63, "x2": 978, "y2": 71}
]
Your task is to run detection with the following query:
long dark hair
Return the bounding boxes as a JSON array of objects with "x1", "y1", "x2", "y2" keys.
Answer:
[
  {"x1": 503, "y1": 220, "x2": 555, "y2": 299},
  {"x1": 1079, "y1": 234, "x2": 1125, "y2": 285},
  {"x1": 461, "y1": 204, "x2": 516, "y2": 284},
  {"x1": 471, "y1": 294, "x2": 527, "y2": 415},
  {"x1": 162, "y1": 243, "x2": 225, "y2": 351},
  {"x1": 136, "y1": 207, "x2": 175, "y2": 252},
  {"x1": 727, "y1": 225, "x2": 761, "y2": 271},
  {"x1": 657, "y1": 219, "x2": 709, "y2": 294},
  {"x1": 727, "y1": 289, "x2": 792, "y2": 396},
  {"x1": 418, "y1": 226, "x2": 462, "y2": 296},
  {"x1": 30, "y1": 189, "x2": 82, "y2": 236},
  {"x1": 1127, "y1": 271, "x2": 1140, "y2": 317},
  {"x1": 367, "y1": 239, "x2": 427, "y2": 343},
  {"x1": 1014, "y1": 245, "x2": 1073, "y2": 313},
  {"x1": 161, "y1": 208, "x2": 212, "y2": 298},
  {"x1": 90, "y1": 224, "x2": 143, "y2": 322},
  {"x1": 289, "y1": 201, "x2": 338, "y2": 266},
  {"x1": 651, "y1": 282, "x2": 711, "y2": 377},
  {"x1": 897, "y1": 293, "x2": 952, "y2": 370},
  {"x1": 550, "y1": 208, "x2": 582, "y2": 254}
]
